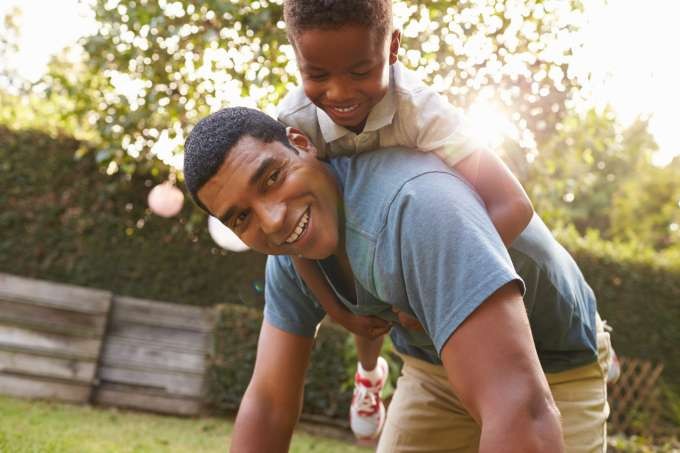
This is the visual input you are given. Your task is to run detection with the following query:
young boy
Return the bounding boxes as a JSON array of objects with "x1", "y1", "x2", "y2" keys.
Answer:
[{"x1": 277, "y1": 0, "x2": 533, "y2": 440}]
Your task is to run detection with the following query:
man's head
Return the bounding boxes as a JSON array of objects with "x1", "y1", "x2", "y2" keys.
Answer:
[
  {"x1": 184, "y1": 107, "x2": 342, "y2": 259},
  {"x1": 283, "y1": 0, "x2": 400, "y2": 133}
]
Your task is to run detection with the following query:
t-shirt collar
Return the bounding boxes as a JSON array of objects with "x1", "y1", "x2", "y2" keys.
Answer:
[{"x1": 316, "y1": 66, "x2": 397, "y2": 143}]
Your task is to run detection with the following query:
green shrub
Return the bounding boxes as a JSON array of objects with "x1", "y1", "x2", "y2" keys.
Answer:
[
  {"x1": 554, "y1": 227, "x2": 680, "y2": 394},
  {"x1": 0, "y1": 125, "x2": 266, "y2": 306},
  {"x1": 209, "y1": 304, "x2": 354, "y2": 419}
]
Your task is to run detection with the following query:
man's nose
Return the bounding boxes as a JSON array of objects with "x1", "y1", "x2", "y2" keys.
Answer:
[{"x1": 256, "y1": 200, "x2": 286, "y2": 236}]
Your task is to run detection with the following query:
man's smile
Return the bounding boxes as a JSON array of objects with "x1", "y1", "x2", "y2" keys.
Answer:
[{"x1": 285, "y1": 207, "x2": 311, "y2": 244}]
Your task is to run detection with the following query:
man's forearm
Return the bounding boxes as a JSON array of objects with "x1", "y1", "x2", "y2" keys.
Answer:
[{"x1": 230, "y1": 389, "x2": 301, "y2": 453}]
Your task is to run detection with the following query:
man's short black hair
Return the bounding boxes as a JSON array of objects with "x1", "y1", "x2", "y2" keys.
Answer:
[
  {"x1": 183, "y1": 107, "x2": 293, "y2": 212},
  {"x1": 283, "y1": 0, "x2": 392, "y2": 42}
]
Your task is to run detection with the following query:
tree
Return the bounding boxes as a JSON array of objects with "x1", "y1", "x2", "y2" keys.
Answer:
[{"x1": 41, "y1": 0, "x2": 587, "y2": 176}]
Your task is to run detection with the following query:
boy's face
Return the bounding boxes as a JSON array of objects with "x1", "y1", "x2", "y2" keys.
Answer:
[
  {"x1": 196, "y1": 131, "x2": 342, "y2": 260},
  {"x1": 292, "y1": 25, "x2": 400, "y2": 133}
]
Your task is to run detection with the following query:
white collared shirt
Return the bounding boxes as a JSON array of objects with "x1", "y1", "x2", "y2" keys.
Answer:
[{"x1": 277, "y1": 62, "x2": 482, "y2": 167}]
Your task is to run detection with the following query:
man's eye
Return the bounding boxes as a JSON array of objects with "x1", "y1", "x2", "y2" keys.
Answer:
[
  {"x1": 234, "y1": 211, "x2": 249, "y2": 228},
  {"x1": 351, "y1": 70, "x2": 370, "y2": 77},
  {"x1": 266, "y1": 170, "x2": 280, "y2": 187}
]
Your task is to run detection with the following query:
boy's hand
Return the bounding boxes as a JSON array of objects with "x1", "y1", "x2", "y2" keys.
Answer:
[
  {"x1": 392, "y1": 307, "x2": 424, "y2": 331},
  {"x1": 333, "y1": 312, "x2": 391, "y2": 339}
]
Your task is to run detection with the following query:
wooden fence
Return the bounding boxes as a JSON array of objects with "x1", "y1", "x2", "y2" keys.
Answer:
[
  {"x1": 0, "y1": 273, "x2": 213, "y2": 416},
  {"x1": 94, "y1": 295, "x2": 213, "y2": 415},
  {"x1": 0, "y1": 273, "x2": 111, "y2": 403}
]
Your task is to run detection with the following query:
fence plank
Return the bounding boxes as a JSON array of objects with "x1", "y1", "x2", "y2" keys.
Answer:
[
  {"x1": 94, "y1": 382, "x2": 202, "y2": 416},
  {"x1": 107, "y1": 322, "x2": 210, "y2": 353},
  {"x1": 0, "y1": 299, "x2": 106, "y2": 337},
  {"x1": 100, "y1": 336, "x2": 206, "y2": 373},
  {"x1": 98, "y1": 366, "x2": 204, "y2": 397},
  {"x1": 0, "y1": 324, "x2": 103, "y2": 359},
  {"x1": 0, "y1": 349, "x2": 96, "y2": 382},
  {"x1": 0, "y1": 373, "x2": 92, "y2": 403},
  {"x1": 112, "y1": 296, "x2": 213, "y2": 332},
  {"x1": 0, "y1": 273, "x2": 111, "y2": 314}
]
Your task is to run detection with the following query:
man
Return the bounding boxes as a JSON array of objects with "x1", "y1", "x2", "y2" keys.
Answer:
[{"x1": 183, "y1": 107, "x2": 611, "y2": 453}]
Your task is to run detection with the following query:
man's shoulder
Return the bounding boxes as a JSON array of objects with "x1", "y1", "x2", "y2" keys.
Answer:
[
  {"x1": 335, "y1": 148, "x2": 463, "y2": 196},
  {"x1": 332, "y1": 150, "x2": 478, "y2": 237}
]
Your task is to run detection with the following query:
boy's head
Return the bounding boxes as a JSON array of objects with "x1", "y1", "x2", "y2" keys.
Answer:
[
  {"x1": 283, "y1": 0, "x2": 393, "y2": 42},
  {"x1": 283, "y1": 0, "x2": 400, "y2": 134}
]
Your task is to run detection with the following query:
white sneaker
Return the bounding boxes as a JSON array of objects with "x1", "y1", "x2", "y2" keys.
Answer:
[{"x1": 350, "y1": 356, "x2": 389, "y2": 440}]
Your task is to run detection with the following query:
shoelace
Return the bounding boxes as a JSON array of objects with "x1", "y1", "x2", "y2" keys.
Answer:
[{"x1": 355, "y1": 385, "x2": 379, "y2": 414}]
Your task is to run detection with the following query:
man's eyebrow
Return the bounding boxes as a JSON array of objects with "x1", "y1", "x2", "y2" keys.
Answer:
[{"x1": 218, "y1": 157, "x2": 276, "y2": 225}]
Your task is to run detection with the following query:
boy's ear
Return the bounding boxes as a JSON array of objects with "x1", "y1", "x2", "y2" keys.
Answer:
[
  {"x1": 389, "y1": 30, "x2": 401, "y2": 65},
  {"x1": 286, "y1": 127, "x2": 317, "y2": 156}
]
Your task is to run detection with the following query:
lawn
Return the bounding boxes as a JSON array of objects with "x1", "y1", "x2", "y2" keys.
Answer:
[{"x1": 0, "y1": 395, "x2": 370, "y2": 453}]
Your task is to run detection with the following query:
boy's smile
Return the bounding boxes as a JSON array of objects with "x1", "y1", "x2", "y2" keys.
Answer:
[{"x1": 292, "y1": 25, "x2": 400, "y2": 134}]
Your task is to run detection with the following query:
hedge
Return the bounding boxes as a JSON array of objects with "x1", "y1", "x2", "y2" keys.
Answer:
[
  {"x1": 555, "y1": 228, "x2": 680, "y2": 394},
  {"x1": 209, "y1": 304, "x2": 357, "y2": 420},
  {"x1": 0, "y1": 125, "x2": 266, "y2": 307},
  {"x1": 1, "y1": 125, "x2": 678, "y2": 414}
]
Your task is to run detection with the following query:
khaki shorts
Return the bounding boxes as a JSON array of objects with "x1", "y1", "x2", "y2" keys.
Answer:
[{"x1": 377, "y1": 316, "x2": 611, "y2": 453}]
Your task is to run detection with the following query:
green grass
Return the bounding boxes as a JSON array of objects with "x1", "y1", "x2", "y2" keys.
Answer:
[{"x1": 0, "y1": 395, "x2": 370, "y2": 453}]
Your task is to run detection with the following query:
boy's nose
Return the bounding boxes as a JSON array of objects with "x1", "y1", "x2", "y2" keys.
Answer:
[{"x1": 325, "y1": 78, "x2": 352, "y2": 102}]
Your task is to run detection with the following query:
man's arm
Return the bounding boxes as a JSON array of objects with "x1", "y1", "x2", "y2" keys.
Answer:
[
  {"x1": 231, "y1": 320, "x2": 314, "y2": 453},
  {"x1": 440, "y1": 282, "x2": 564, "y2": 453}
]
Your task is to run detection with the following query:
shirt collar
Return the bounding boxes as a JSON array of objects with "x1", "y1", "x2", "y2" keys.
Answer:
[{"x1": 316, "y1": 65, "x2": 397, "y2": 143}]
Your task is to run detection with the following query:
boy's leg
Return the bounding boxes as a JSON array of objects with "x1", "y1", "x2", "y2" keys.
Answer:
[
  {"x1": 376, "y1": 354, "x2": 480, "y2": 453},
  {"x1": 351, "y1": 334, "x2": 388, "y2": 439},
  {"x1": 546, "y1": 314, "x2": 611, "y2": 453},
  {"x1": 355, "y1": 333, "x2": 384, "y2": 370}
]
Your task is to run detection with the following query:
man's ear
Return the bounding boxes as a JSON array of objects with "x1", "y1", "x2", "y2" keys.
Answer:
[
  {"x1": 389, "y1": 30, "x2": 401, "y2": 65},
  {"x1": 286, "y1": 127, "x2": 317, "y2": 156}
]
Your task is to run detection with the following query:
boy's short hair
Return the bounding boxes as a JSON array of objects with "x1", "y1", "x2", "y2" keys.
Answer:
[
  {"x1": 183, "y1": 107, "x2": 293, "y2": 212},
  {"x1": 283, "y1": 0, "x2": 392, "y2": 42}
]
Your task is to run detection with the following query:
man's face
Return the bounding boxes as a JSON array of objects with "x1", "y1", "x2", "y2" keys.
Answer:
[
  {"x1": 197, "y1": 133, "x2": 342, "y2": 259},
  {"x1": 292, "y1": 25, "x2": 400, "y2": 134}
]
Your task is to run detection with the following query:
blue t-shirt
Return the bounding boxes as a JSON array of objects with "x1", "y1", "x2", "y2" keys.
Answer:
[{"x1": 264, "y1": 148, "x2": 597, "y2": 373}]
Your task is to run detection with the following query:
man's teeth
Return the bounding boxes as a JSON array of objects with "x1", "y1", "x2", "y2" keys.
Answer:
[{"x1": 285, "y1": 211, "x2": 310, "y2": 244}]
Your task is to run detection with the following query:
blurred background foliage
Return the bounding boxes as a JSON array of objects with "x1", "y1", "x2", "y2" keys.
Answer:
[{"x1": 1, "y1": 0, "x2": 678, "y2": 251}]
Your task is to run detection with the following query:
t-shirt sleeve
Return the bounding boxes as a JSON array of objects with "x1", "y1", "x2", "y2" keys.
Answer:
[
  {"x1": 264, "y1": 255, "x2": 327, "y2": 337},
  {"x1": 397, "y1": 87, "x2": 487, "y2": 168},
  {"x1": 376, "y1": 172, "x2": 525, "y2": 354}
]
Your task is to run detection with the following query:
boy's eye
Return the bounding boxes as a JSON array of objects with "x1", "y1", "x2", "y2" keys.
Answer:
[
  {"x1": 306, "y1": 73, "x2": 327, "y2": 81},
  {"x1": 351, "y1": 70, "x2": 370, "y2": 77}
]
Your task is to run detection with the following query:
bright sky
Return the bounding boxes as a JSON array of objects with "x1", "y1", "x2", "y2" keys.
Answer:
[{"x1": 0, "y1": 0, "x2": 678, "y2": 166}]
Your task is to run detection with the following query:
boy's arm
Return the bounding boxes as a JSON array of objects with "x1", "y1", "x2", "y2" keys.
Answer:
[
  {"x1": 292, "y1": 256, "x2": 390, "y2": 338},
  {"x1": 231, "y1": 320, "x2": 314, "y2": 453},
  {"x1": 395, "y1": 81, "x2": 532, "y2": 245},
  {"x1": 454, "y1": 150, "x2": 533, "y2": 245}
]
